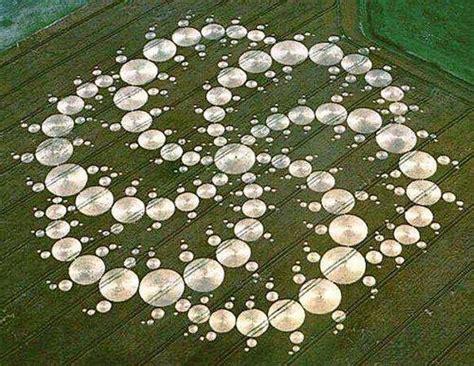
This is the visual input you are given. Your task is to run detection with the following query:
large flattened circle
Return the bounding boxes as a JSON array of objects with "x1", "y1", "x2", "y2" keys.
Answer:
[
  {"x1": 214, "y1": 143, "x2": 255, "y2": 175},
  {"x1": 45, "y1": 163, "x2": 88, "y2": 197},
  {"x1": 99, "y1": 268, "x2": 139, "y2": 302},
  {"x1": 139, "y1": 269, "x2": 184, "y2": 307},
  {"x1": 320, "y1": 247, "x2": 366, "y2": 285},
  {"x1": 299, "y1": 278, "x2": 342, "y2": 314},
  {"x1": 270, "y1": 40, "x2": 308, "y2": 65},
  {"x1": 119, "y1": 59, "x2": 158, "y2": 85},
  {"x1": 183, "y1": 258, "x2": 225, "y2": 293}
]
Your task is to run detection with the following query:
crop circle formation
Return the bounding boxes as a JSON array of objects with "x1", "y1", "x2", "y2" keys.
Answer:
[{"x1": 15, "y1": 15, "x2": 465, "y2": 356}]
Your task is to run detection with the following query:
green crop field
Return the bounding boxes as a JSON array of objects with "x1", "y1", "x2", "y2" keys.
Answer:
[
  {"x1": 0, "y1": 0, "x2": 89, "y2": 51},
  {"x1": 359, "y1": 0, "x2": 474, "y2": 85},
  {"x1": 0, "y1": 1, "x2": 472, "y2": 365}
]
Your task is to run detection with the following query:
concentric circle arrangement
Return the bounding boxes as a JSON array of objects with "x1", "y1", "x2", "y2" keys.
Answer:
[{"x1": 15, "y1": 16, "x2": 466, "y2": 357}]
